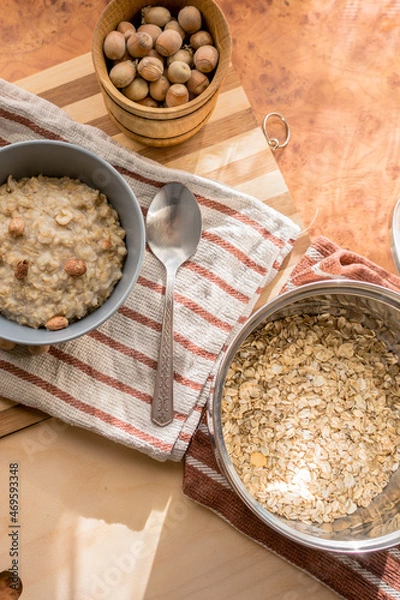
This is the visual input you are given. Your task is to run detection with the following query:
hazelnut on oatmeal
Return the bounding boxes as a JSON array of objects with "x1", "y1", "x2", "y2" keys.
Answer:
[{"x1": 0, "y1": 174, "x2": 127, "y2": 330}]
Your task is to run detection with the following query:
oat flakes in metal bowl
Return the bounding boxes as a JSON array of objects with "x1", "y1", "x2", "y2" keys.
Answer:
[
  {"x1": 221, "y1": 311, "x2": 400, "y2": 525},
  {"x1": 209, "y1": 281, "x2": 400, "y2": 553}
]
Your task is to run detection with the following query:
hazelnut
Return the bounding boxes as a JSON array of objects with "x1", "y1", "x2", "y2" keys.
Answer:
[
  {"x1": 64, "y1": 258, "x2": 87, "y2": 277},
  {"x1": 155, "y1": 29, "x2": 182, "y2": 57},
  {"x1": 136, "y1": 96, "x2": 159, "y2": 108},
  {"x1": 46, "y1": 316, "x2": 69, "y2": 331},
  {"x1": 137, "y1": 23, "x2": 162, "y2": 44},
  {"x1": 149, "y1": 75, "x2": 170, "y2": 102},
  {"x1": 143, "y1": 6, "x2": 171, "y2": 28},
  {"x1": 117, "y1": 21, "x2": 136, "y2": 40},
  {"x1": 193, "y1": 45, "x2": 219, "y2": 73},
  {"x1": 0, "y1": 338, "x2": 16, "y2": 351},
  {"x1": 109, "y1": 60, "x2": 137, "y2": 88},
  {"x1": 8, "y1": 217, "x2": 25, "y2": 237},
  {"x1": 137, "y1": 56, "x2": 164, "y2": 82},
  {"x1": 187, "y1": 69, "x2": 210, "y2": 96},
  {"x1": 14, "y1": 259, "x2": 29, "y2": 280},
  {"x1": 177, "y1": 6, "x2": 202, "y2": 34},
  {"x1": 103, "y1": 30, "x2": 127, "y2": 61},
  {"x1": 147, "y1": 48, "x2": 165, "y2": 63},
  {"x1": 190, "y1": 30, "x2": 213, "y2": 50},
  {"x1": 101, "y1": 238, "x2": 112, "y2": 250},
  {"x1": 167, "y1": 61, "x2": 191, "y2": 84},
  {"x1": 167, "y1": 48, "x2": 193, "y2": 67},
  {"x1": 165, "y1": 83, "x2": 189, "y2": 107},
  {"x1": 127, "y1": 31, "x2": 153, "y2": 58},
  {"x1": 28, "y1": 345, "x2": 51, "y2": 355},
  {"x1": 164, "y1": 19, "x2": 186, "y2": 40},
  {"x1": 123, "y1": 77, "x2": 149, "y2": 102}
]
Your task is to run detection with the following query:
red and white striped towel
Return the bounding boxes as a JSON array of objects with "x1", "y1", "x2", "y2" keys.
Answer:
[
  {"x1": 0, "y1": 79, "x2": 299, "y2": 461},
  {"x1": 183, "y1": 236, "x2": 400, "y2": 599}
]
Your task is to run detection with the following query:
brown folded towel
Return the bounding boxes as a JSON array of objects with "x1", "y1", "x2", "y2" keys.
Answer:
[{"x1": 183, "y1": 235, "x2": 400, "y2": 600}]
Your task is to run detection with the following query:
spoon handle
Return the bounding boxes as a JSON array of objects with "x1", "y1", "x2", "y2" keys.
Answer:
[{"x1": 151, "y1": 268, "x2": 175, "y2": 427}]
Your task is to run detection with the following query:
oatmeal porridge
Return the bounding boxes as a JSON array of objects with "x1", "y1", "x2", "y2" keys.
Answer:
[{"x1": 0, "y1": 174, "x2": 127, "y2": 330}]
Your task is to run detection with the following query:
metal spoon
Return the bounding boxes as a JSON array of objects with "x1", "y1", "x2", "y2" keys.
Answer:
[{"x1": 146, "y1": 182, "x2": 202, "y2": 426}]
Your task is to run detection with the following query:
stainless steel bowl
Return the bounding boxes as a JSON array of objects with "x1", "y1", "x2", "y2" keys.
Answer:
[
  {"x1": 0, "y1": 140, "x2": 145, "y2": 346},
  {"x1": 209, "y1": 280, "x2": 400, "y2": 553}
]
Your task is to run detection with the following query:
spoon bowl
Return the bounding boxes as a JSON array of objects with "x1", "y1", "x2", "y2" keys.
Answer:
[{"x1": 146, "y1": 182, "x2": 202, "y2": 426}]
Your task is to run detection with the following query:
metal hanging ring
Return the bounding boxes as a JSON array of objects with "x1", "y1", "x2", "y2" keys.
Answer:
[{"x1": 262, "y1": 112, "x2": 290, "y2": 151}]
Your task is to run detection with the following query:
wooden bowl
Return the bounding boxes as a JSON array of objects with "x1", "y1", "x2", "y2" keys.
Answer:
[{"x1": 92, "y1": 0, "x2": 232, "y2": 147}]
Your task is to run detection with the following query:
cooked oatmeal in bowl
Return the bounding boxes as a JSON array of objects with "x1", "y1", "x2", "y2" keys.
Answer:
[
  {"x1": 0, "y1": 174, "x2": 127, "y2": 330},
  {"x1": 0, "y1": 140, "x2": 145, "y2": 346}
]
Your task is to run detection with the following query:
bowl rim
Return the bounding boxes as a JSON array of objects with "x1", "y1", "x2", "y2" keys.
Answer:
[
  {"x1": 0, "y1": 139, "x2": 145, "y2": 345},
  {"x1": 209, "y1": 279, "x2": 400, "y2": 553},
  {"x1": 91, "y1": 0, "x2": 232, "y2": 118}
]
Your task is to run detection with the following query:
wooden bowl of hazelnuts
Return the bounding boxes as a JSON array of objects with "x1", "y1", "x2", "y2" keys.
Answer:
[{"x1": 92, "y1": 0, "x2": 232, "y2": 147}]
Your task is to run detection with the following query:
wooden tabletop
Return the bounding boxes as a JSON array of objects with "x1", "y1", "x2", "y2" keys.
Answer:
[
  {"x1": 1, "y1": 0, "x2": 397, "y2": 597},
  {"x1": 1, "y1": 0, "x2": 398, "y2": 275}
]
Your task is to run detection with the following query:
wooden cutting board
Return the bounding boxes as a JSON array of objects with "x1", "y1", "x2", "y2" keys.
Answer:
[{"x1": 0, "y1": 52, "x2": 309, "y2": 438}]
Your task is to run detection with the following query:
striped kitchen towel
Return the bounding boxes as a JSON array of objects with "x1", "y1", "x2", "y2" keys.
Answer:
[
  {"x1": 183, "y1": 235, "x2": 400, "y2": 600},
  {"x1": 0, "y1": 79, "x2": 299, "y2": 461}
]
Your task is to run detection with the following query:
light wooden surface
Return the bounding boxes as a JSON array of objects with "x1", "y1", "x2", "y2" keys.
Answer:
[{"x1": 0, "y1": 418, "x2": 337, "y2": 600}]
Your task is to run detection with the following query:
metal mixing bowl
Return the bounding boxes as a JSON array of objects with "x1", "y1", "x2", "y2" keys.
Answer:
[
  {"x1": 209, "y1": 280, "x2": 400, "y2": 553},
  {"x1": 0, "y1": 140, "x2": 145, "y2": 346}
]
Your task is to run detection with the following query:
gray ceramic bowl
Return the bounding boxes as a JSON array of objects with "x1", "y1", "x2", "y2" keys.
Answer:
[
  {"x1": 209, "y1": 280, "x2": 400, "y2": 553},
  {"x1": 0, "y1": 140, "x2": 145, "y2": 345}
]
